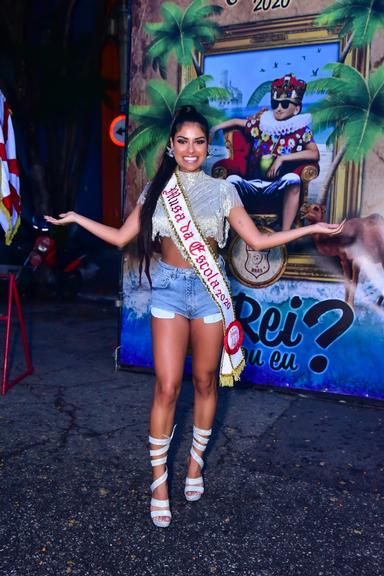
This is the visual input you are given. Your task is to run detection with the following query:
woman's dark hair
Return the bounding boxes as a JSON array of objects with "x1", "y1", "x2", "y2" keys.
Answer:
[{"x1": 137, "y1": 105, "x2": 209, "y2": 284}]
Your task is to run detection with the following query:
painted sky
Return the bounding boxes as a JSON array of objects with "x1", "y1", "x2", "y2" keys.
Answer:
[{"x1": 204, "y1": 41, "x2": 339, "y2": 106}]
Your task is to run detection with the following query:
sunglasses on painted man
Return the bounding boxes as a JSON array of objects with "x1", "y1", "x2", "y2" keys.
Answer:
[{"x1": 271, "y1": 99, "x2": 297, "y2": 110}]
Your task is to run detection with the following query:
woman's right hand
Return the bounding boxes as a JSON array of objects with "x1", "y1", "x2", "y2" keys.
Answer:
[{"x1": 44, "y1": 211, "x2": 78, "y2": 226}]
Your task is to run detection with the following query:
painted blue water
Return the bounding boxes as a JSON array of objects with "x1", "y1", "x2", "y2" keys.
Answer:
[{"x1": 120, "y1": 296, "x2": 384, "y2": 400}]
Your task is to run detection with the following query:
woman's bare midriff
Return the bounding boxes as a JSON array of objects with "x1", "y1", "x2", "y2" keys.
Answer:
[{"x1": 160, "y1": 236, "x2": 218, "y2": 268}]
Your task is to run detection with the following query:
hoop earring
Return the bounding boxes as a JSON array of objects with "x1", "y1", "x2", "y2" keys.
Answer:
[
  {"x1": 166, "y1": 146, "x2": 175, "y2": 158},
  {"x1": 207, "y1": 145, "x2": 212, "y2": 158}
]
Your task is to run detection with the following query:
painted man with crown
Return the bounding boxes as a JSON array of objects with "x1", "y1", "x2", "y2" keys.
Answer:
[{"x1": 210, "y1": 73, "x2": 319, "y2": 230}]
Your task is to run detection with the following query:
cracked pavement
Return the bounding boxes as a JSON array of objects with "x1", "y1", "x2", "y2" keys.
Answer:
[{"x1": 0, "y1": 299, "x2": 383, "y2": 576}]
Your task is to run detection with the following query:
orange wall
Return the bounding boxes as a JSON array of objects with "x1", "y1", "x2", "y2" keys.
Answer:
[{"x1": 101, "y1": 0, "x2": 122, "y2": 226}]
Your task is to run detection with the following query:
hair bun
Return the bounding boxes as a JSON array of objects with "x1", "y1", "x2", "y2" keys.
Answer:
[
  {"x1": 169, "y1": 104, "x2": 209, "y2": 139},
  {"x1": 173, "y1": 104, "x2": 197, "y2": 117}
]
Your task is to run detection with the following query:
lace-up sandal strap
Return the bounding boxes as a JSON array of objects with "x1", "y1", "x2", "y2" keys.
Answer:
[
  {"x1": 149, "y1": 444, "x2": 169, "y2": 467},
  {"x1": 150, "y1": 498, "x2": 171, "y2": 520},
  {"x1": 150, "y1": 468, "x2": 168, "y2": 493},
  {"x1": 192, "y1": 426, "x2": 212, "y2": 449},
  {"x1": 190, "y1": 426, "x2": 212, "y2": 469},
  {"x1": 184, "y1": 476, "x2": 204, "y2": 495},
  {"x1": 148, "y1": 426, "x2": 176, "y2": 528},
  {"x1": 149, "y1": 425, "x2": 176, "y2": 467}
]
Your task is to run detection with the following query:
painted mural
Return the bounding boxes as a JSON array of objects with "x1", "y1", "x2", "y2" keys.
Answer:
[{"x1": 120, "y1": 0, "x2": 384, "y2": 400}]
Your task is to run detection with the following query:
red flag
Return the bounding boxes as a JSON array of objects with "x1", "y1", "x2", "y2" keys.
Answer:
[{"x1": 0, "y1": 91, "x2": 21, "y2": 245}]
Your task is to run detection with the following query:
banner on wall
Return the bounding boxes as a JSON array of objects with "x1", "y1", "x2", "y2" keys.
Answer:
[{"x1": 119, "y1": 2, "x2": 384, "y2": 400}]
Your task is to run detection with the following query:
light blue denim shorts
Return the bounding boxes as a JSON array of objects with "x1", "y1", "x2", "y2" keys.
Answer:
[{"x1": 151, "y1": 259, "x2": 225, "y2": 323}]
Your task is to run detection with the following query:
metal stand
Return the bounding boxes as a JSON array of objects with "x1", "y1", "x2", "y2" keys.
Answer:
[{"x1": 0, "y1": 273, "x2": 33, "y2": 396}]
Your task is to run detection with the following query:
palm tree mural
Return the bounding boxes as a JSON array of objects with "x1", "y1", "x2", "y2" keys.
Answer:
[
  {"x1": 143, "y1": 0, "x2": 223, "y2": 78},
  {"x1": 307, "y1": 62, "x2": 384, "y2": 203},
  {"x1": 316, "y1": 0, "x2": 384, "y2": 62},
  {"x1": 247, "y1": 80, "x2": 272, "y2": 108},
  {"x1": 127, "y1": 75, "x2": 228, "y2": 178}
]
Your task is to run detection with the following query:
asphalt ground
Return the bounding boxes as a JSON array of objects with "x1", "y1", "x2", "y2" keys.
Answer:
[{"x1": 0, "y1": 298, "x2": 383, "y2": 576}]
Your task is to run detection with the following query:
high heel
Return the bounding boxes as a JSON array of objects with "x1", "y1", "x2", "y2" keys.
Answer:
[
  {"x1": 184, "y1": 426, "x2": 212, "y2": 502},
  {"x1": 149, "y1": 426, "x2": 175, "y2": 528}
]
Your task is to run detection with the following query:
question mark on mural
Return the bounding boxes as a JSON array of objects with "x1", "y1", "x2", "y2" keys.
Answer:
[{"x1": 303, "y1": 299, "x2": 354, "y2": 373}]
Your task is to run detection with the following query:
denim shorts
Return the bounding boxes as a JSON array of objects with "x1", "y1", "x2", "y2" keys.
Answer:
[{"x1": 151, "y1": 259, "x2": 225, "y2": 323}]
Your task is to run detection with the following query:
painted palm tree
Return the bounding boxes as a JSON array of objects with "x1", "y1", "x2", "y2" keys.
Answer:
[
  {"x1": 247, "y1": 80, "x2": 272, "y2": 108},
  {"x1": 127, "y1": 75, "x2": 228, "y2": 178},
  {"x1": 144, "y1": 0, "x2": 223, "y2": 78},
  {"x1": 316, "y1": 0, "x2": 384, "y2": 62},
  {"x1": 307, "y1": 62, "x2": 384, "y2": 203}
]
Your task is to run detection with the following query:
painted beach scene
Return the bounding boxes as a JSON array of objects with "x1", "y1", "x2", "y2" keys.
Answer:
[{"x1": 204, "y1": 41, "x2": 340, "y2": 201}]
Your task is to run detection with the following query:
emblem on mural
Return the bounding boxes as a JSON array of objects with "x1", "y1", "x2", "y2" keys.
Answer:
[{"x1": 228, "y1": 225, "x2": 287, "y2": 288}]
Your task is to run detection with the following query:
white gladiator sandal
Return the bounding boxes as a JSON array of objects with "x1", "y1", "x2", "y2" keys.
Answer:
[
  {"x1": 149, "y1": 426, "x2": 175, "y2": 528},
  {"x1": 184, "y1": 426, "x2": 212, "y2": 502}
]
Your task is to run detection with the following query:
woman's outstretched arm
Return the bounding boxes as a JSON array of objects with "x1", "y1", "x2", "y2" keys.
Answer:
[
  {"x1": 228, "y1": 206, "x2": 343, "y2": 250},
  {"x1": 44, "y1": 204, "x2": 141, "y2": 249}
]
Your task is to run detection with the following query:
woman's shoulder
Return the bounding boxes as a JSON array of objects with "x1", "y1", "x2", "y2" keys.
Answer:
[{"x1": 200, "y1": 172, "x2": 241, "y2": 212}]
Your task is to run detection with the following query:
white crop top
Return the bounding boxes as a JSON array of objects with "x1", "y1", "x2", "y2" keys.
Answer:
[{"x1": 137, "y1": 170, "x2": 243, "y2": 248}]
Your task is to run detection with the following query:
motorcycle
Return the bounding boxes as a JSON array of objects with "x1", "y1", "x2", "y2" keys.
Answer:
[{"x1": 16, "y1": 216, "x2": 99, "y2": 299}]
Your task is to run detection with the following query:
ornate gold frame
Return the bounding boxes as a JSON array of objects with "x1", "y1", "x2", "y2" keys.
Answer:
[{"x1": 182, "y1": 15, "x2": 369, "y2": 282}]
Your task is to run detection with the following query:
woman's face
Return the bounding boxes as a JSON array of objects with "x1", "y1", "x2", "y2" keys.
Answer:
[{"x1": 170, "y1": 122, "x2": 208, "y2": 172}]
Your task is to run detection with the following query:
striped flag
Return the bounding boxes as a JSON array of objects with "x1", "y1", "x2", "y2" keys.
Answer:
[{"x1": 0, "y1": 90, "x2": 21, "y2": 245}]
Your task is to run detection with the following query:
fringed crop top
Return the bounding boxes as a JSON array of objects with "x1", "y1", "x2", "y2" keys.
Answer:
[{"x1": 137, "y1": 170, "x2": 243, "y2": 248}]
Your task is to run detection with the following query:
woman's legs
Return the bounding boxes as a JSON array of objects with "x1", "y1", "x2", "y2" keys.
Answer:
[
  {"x1": 150, "y1": 314, "x2": 189, "y2": 523},
  {"x1": 185, "y1": 318, "x2": 223, "y2": 498}
]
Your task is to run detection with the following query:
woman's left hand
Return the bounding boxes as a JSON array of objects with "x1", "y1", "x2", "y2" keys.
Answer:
[{"x1": 311, "y1": 220, "x2": 345, "y2": 235}]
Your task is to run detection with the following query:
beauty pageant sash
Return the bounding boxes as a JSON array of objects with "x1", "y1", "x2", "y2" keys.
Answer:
[{"x1": 161, "y1": 171, "x2": 245, "y2": 387}]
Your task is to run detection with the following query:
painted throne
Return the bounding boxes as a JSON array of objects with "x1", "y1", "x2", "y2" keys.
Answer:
[{"x1": 211, "y1": 127, "x2": 319, "y2": 227}]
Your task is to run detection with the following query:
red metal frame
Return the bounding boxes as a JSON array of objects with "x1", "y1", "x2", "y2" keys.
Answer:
[{"x1": 0, "y1": 273, "x2": 33, "y2": 396}]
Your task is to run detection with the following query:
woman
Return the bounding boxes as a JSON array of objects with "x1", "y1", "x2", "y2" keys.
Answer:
[{"x1": 45, "y1": 105, "x2": 343, "y2": 529}]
